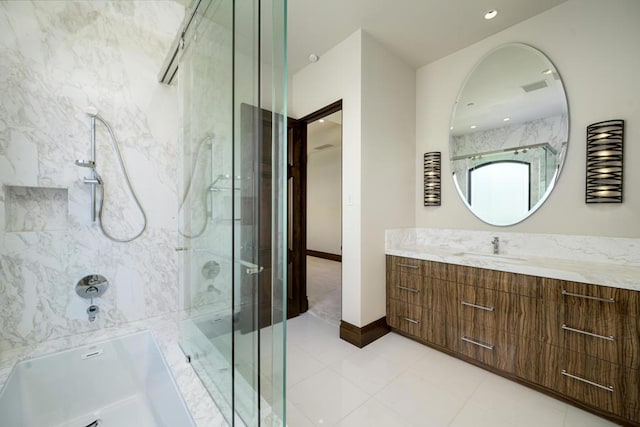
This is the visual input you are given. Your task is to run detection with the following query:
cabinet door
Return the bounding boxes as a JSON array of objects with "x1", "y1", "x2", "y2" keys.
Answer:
[
  {"x1": 543, "y1": 301, "x2": 640, "y2": 369},
  {"x1": 542, "y1": 278, "x2": 639, "y2": 316},
  {"x1": 558, "y1": 349, "x2": 627, "y2": 418},
  {"x1": 456, "y1": 320, "x2": 518, "y2": 373},
  {"x1": 456, "y1": 266, "x2": 539, "y2": 298},
  {"x1": 429, "y1": 279, "x2": 458, "y2": 349},
  {"x1": 387, "y1": 255, "x2": 428, "y2": 276},
  {"x1": 387, "y1": 268, "x2": 427, "y2": 306},
  {"x1": 387, "y1": 299, "x2": 424, "y2": 338},
  {"x1": 458, "y1": 284, "x2": 540, "y2": 340},
  {"x1": 624, "y1": 368, "x2": 640, "y2": 423}
]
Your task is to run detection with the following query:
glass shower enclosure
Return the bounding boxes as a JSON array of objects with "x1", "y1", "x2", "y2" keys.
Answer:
[{"x1": 161, "y1": 0, "x2": 287, "y2": 425}]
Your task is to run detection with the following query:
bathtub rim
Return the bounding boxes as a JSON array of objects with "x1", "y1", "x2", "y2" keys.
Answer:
[{"x1": 0, "y1": 329, "x2": 196, "y2": 426}]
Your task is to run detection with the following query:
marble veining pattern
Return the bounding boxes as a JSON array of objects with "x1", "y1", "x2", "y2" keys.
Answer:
[
  {"x1": 4, "y1": 186, "x2": 68, "y2": 232},
  {"x1": 0, "y1": 1, "x2": 185, "y2": 350},
  {"x1": 451, "y1": 114, "x2": 568, "y2": 158},
  {"x1": 386, "y1": 228, "x2": 640, "y2": 291}
]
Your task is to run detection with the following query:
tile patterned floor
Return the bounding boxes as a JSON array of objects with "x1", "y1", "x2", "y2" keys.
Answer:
[{"x1": 286, "y1": 313, "x2": 621, "y2": 427}]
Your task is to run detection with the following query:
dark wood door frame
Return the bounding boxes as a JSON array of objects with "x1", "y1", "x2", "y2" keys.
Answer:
[
  {"x1": 287, "y1": 117, "x2": 306, "y2": 318},
  {"x1": 288, "y1": 99, "x2": 343, "y2": 319}
]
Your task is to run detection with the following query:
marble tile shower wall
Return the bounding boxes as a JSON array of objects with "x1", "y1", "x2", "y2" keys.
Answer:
[
  {"x1": 451, "y1": 114, "x2": 568, "y2": 199},
  {"x1": 0, "y1": 1, "x2": 185, "y2": 350}
]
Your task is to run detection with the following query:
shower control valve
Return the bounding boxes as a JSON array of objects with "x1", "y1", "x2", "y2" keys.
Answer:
[{"x1": 76, "y1": 274, "x2": 109, "y2": 299}]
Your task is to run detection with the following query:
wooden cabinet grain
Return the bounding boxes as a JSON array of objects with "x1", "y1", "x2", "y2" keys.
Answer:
[{"x1": 385, "y1": 255, "x2": 640, "y2": 426}]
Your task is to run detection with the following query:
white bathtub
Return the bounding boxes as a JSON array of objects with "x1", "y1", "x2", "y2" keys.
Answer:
[{"x1": 0, "y1": 331, "x2": 196, "y2": 427}]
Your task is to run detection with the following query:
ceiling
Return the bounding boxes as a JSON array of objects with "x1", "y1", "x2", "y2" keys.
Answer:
[
  {"x1": 288, "y1": 0, "x2": 567, "y2": 74},
  {"x1": 452, "y1": 44, "x2": 567, "y2": 136},
  {"x1": 308, "y1": 111, "x2": 342, "y2": 152}
]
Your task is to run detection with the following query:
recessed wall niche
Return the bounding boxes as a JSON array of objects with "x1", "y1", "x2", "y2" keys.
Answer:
[{"x1": 4, "y1": 185, "x2": 68, "y2": 232}]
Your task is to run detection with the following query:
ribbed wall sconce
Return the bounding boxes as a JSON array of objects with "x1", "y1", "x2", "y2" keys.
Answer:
[
  {"x1": 586, "y1": 119, "x2": 624, "y2": 203},
  {"x1": 424, "y1": 152, "x2": 441, "y2": 206}
]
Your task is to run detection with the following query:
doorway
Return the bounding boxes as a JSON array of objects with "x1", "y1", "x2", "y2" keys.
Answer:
[{"x1": 289, "y1": 100, "x2": 343, "y2": 325}]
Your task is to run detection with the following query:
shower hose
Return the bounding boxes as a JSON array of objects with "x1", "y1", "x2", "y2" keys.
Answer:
[
  {"x1": 94, "y1": 114, "x2": 147, "y2": 242},
  {"x1": 178, "y1": 134, "x2": 225, "y2": 239}
]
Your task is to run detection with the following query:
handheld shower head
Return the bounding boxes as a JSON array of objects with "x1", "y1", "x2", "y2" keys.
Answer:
[
  {"x1": 75, "y1": 159, "x2": 96, "y2": 168},
  {"x1": 86, "y1": 106, "x2": 99, "y2": 117}
]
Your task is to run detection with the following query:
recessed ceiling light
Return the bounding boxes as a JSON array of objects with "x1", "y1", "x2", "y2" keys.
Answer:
[
  {"x1": 542, "y1": 68, "x2": 553, "y2": 75},
  {"x1": 450, "y1": 126, "x2": 454, "y2": 130},
  {"x1": 484, "y1": 9, "x2": 498, "y2": 20},
  {"x1": 308, "y1": 53, "x2": 319, "y2": 63},
  {"x1": 318, "y1": 119, "x2": 325, "y2": 123},
  {"x1": 470, "y1": 125, "x2": 477, "y2": 129},
  {"x1": 504, "y1": 117, "x2": 510, "y2": 121}
]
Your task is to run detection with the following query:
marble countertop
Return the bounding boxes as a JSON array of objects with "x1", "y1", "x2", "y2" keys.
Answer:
[
  {"x1": 0, "y1": 313, "x2": 228, "y2": 427},
  {"x1": 386, "y1": 244, "x2": 640, "y2": 292}
]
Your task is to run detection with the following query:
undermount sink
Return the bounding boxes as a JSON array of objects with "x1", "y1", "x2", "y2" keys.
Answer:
[{"x1": 453, "y1": 252, "x2": 528, "y2": 263}]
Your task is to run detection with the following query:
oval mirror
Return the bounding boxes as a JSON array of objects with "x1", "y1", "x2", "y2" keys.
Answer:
[{"x1": 449, "y1": 43, "x2": 569, "y2": 226}]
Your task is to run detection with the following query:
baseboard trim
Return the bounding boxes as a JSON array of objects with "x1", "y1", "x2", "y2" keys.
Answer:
[
  {"x1": 306, "y1": 250, "x2": 342, "y2": 262},
  {"x1": 340, "y1": 317, "x2": 390, "y2": 348}
]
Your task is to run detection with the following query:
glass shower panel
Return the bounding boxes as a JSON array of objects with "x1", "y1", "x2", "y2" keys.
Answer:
[
  {"x1": 176, "y1": 0, "x2": 286, "y2": 425},
  {"x1": 178, "y1": 0, "x2": 234, "y2": 423},
  {"x1": 261, "y1": 0, "x2": 288, "y2": 424}
]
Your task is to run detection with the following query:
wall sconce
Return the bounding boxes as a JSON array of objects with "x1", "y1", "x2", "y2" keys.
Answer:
[
  {"x1": 424, "y1": 152, "x2": 441, "y2": 206},
  {"x1": 586, "y1": 119, "x2": 624, "y2": 203}
]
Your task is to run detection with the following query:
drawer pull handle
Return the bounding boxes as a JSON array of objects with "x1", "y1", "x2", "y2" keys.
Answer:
[
  {"x1": 400, "y1": 317, "x2": 420, "y2": 324},
  {"x1": 561, "y1": 370, "x2": 614, "y2": 392},
  {"x1": 397, "y1": 285, "x2": 420, "y2": 293},
  {"x1": 461, "y1": 301, "x2": 495, "y2": 312},
  {"x1": 561, "y1": 290, "x2": 615, "y2": 303},
  {"x1": 561, "y1": 324, "x2": 615, "y2": 341},
  {"x1": 461, "y1": 336, "x2": 494, "y2": 350},
  {"x1": 397, "y1": 263, "x2": 420, "y2": 270}
]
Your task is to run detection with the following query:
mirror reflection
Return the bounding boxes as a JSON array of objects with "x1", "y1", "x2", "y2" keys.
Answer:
[{"x1": 450, "y1": 43, "x2": 568, "y2": 226}]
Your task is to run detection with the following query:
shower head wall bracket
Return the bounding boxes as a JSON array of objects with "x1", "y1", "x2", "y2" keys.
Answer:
[
  {"x1": 75, "y1": 160, "x2": 95, "y2": 168},
  {"x1": 75, "y1": 110, "x2": 99, "y2": 222}
]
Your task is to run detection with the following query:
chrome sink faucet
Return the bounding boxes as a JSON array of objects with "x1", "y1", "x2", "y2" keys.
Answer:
[{"x1": 492, "y1": 236, "x2": 500, "y2": 254}]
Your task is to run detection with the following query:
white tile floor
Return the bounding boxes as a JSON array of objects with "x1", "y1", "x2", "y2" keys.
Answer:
[{"x1": 286, "y1": 313, "x2": 621, "y2": 427}]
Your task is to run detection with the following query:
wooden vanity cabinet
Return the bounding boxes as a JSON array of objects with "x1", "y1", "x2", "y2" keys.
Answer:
[
  {"x1": 386, "y1": 256, "x2": 458, "y2": 349},
  {"x1": 385, "y1": 255, "x2": 640, "y2": 426}
]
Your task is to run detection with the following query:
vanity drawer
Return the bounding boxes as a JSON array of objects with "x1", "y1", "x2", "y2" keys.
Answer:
[
  {"x1": 544, "y1": 302, "x2": 640, "y2": 369},
  {"x1": 455, "y1": 265, "x2": 539, "y2": 298},
  {"x1": 387, "y1": 255, "x2": 427, "y2": 277},
  {"x1": 458, "y1": 285, "x2": 540, "y2": 339},
  {"x1": 387, "y1": 270, "x2": 427, "y2": 306},
  {"x1": 542, "y1": 278, "x2": 639, "y2": 317},
  {"x1": 387, "y1": 299, "x2": 424, "y2": 338},
  {"x1": 557, "y1": 349, "x2": 629, "y2": 419},
  {"x1": 455, "y1": 320, "x2": 517, "y2": 373}
]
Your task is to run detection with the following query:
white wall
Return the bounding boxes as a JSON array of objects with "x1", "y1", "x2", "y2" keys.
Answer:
[
  {"x1": 292, "y1": 30, "x2": 416, "y2": 327},
  {"x1": 307, "y1": 126, "x2": 342, "y2": 255},
  {"x1": 291, "y1": 30, "x2": 363, "y2": 325},
  {"x1": 360, "y1": 32, "x2": 416, "y2": 325},
  {"x1": 416, "y1": 0, "x2": 640, "y2": 238}
]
